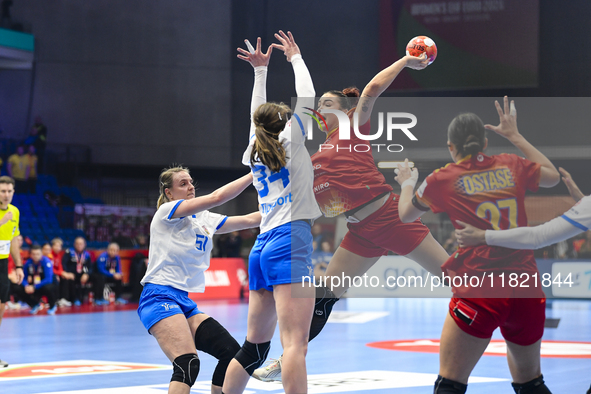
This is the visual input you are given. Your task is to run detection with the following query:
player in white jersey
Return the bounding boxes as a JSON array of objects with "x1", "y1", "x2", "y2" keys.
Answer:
[
  {"x1": 222, "y1": 32, "x2": 321, "y2": 394},
  {"x1": 455, "y1": 168, "x2": 591, "y2": 394},
  {"x1": 138, "y1": 166, "x2": 261, "y2": 394}
]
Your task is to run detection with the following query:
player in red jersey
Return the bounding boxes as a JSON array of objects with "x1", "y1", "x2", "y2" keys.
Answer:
[
  {"x1": 395, "y1": 97, "x2": 559, "y2": 394},
  {"x1": 254, "y1": 53, "x2": 451, "y2": 382}
]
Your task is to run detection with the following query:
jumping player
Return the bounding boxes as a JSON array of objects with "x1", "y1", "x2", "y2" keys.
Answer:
[
  {"x1": 395, "y1": 97, "x2": 559, "y2": 393},
  {"x1": 222, "y1": 31, "x2": 320, "y2": 394},
  {"x1": 137, "y1": 166, "x2": 261, "y2": 394},
  {"x1": 254, "y1": 52, "x2": 450, "y2": 382}
]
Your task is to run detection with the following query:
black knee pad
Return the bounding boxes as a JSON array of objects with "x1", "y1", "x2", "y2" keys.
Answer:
[
  {"x1": 434, "y1": 375, "x2": 467, "y2": 394},
  {"x1": 171, "y1": 353, "x2": 200, "y2": 387},
  {"x1": 234, "y1": 339, "x2": 270, "y2": 375},
  {"x1": 195, "y1": 317, "x2": 240, "y2": 387},
  {"x1": 309, "y1": 286, "x2": 339, "y2": 341},
  {"x1": 512, "y1": 375, "x2": 552, "y2": 394}
]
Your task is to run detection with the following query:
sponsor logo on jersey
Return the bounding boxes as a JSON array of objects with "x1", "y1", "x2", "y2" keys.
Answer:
[
  {"x1": 260, "y1": 193, "x2": 292, "y2": 215},
  {"x1": 160, "y1": 303, "x2": 180, "y2": 311}
]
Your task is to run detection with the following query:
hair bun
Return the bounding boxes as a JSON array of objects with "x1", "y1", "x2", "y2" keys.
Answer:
[{"x1": 342, "y1": 87, "x2": 360, "y2": 98}]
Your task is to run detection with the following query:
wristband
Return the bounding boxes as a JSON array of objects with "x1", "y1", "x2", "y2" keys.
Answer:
[
  {"x1": 15, "y1": 266, "x2": 23, "y2": 270},
  {"x1": 400, "y1": 178, "x2": 417, "y2": 189}
]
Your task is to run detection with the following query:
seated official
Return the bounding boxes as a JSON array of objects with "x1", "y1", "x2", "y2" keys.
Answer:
[
  {"x1": 93, "y1": 242, "x2": 127, "y2": 305},
  {"x1": 13, "y1": 245, "x2": 57, "y2": 315}
]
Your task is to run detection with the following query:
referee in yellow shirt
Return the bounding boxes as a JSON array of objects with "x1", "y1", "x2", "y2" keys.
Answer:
[{"x1": 0, "y1": 176, "x2": 24, "y2": 368}]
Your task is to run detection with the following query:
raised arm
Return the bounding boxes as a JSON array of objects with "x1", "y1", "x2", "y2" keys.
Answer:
[
  {"x1": 237, "y1": 37, "x2": 273, "y2": 140},
  {"x1": 272, "y1": 31, "x2": 315, "y2": 127},
  {"x1": 356, "y1": 54, "x2": 429, "y2": 126},
  {"x1": 170, "y1": 174, "x2": 253, "y2": 219},
  {"x1": 394, "y1": 159, "x2": 425, "y2": 223},
  {"x1": 485, "y1": 96, "x2": 560, "y2": 188}
]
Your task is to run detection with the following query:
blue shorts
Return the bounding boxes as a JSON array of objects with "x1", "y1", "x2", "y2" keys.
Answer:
[
  {"x1": 137, "y1": 283, "x2": 203, "y2": 332},
  {"x1": 249, "y1": 220, "x2": 313, "y2": 291}
]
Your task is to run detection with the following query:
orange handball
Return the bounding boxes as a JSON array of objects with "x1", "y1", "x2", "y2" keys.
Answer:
[{"x1": 406, "y1": 36, "x2": 437, "y2": 65}]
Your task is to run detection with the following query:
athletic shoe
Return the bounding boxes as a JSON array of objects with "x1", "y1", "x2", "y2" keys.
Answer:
[
  {"x1": 115, "y1": 298, "x2": 128, "y2": 305},
  {"x1": 5, "y1": 301, "x2": 20, "y2": 310},
  {"x1": 0, "y1": 359, "x2": 8, "y2": 368},
  {"x1": 57, "y1": 298, "x2": 72, "y2": 307},
  {"x1": 47, "y1": 305, "x2": 58, "y2": 315},
  {"x1": 18, "y1": 302, "x2": 30, "y2": 310},
  {"x1": 94, "y1": 299, "x2": 109, "y2": 306},
  {"x1": 252, "y1": 355, "x2": 282, "y2": 382},
  {"x1": 74, "y1": 300, "x2": 81, "y2": 307},
  {"x1": 30, "y1": 304, "x2": 41, "y2": 315}
]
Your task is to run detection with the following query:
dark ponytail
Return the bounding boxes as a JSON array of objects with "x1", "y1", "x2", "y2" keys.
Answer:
[
  {"x1": 447, "y1": 113, "x2": 486, "y2": 158},
  {"x1": 250, "y1": 102, "x2": 292, "y2": 173}
]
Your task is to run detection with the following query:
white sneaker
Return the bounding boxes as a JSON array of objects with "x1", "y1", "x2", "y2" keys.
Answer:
[
  {"x1": 5, "y1": 301, "x2": 20, "y2": 310},
  {"x1": 57, "y1": 298, "x2": 72, "y2": 307},
  {"x1": 0, "y1": 359, "x2": 8, "y2": 368},
  {"x1": 252, "y1": 356, "x2": 282, "y2": 382}
]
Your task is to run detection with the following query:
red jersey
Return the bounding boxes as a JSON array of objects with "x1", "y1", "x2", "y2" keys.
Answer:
[
  {"x1": 416, "y1": 153, "x2": 541, "y2": 280},
  {"x1": 311, "y1": 121, "x2": 392, "y2": 217},
  {"x1": 51, "y1": 251, "x2": 64, "y2": 276}
]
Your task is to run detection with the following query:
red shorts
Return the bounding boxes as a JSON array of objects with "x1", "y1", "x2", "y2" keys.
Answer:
[
  {"x1": 340, "y1": 194, "x2": 430, "y2": 258},
  {"x1": 449, "y1": 297, "x2": 546, "y2": 346}
]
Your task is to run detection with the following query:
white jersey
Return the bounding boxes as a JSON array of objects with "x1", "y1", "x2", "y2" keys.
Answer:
[
  {"x1": 141, "y1": 200, "x2": 227, "y2": 293},
  {"x1": 242, "y1": 56, "x2": 321, "y2": 233},
  {"x1": 562, "y1": 195, "x2": 591, "y2": 231}
]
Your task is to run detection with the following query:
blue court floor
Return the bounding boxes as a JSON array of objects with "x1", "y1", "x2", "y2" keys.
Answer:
[{"x1": 0, "y1": 298, "x2": 590, "y2": 393}]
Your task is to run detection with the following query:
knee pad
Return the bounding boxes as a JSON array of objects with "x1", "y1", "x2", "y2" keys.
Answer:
[
  {"x1": 512, "y1": 375, "x2": 552, "y2": 394},
  {"x1": 234, "y1": 339, "x2": 270, "y2": 375},
  {"x1": 434, "y1": 375, "x2": 467, "y2": 394},
  {"x1": 309, "y1": 286, "x2": 339, "y2": 341},
  {"x1": 195, "y1": 317, "x2": 240, "y2": 387},
  {"x1": 171, "y1": 353, "x2": 200, "y2": 387}
]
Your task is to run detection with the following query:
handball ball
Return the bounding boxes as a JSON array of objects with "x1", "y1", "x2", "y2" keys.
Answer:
[{"x1": 406, "y1": 36, "x2": 437, "y2": 65}]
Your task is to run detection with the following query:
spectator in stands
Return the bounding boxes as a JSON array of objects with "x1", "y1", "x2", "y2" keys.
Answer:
[
  {"x1": 93, "y1": 242, "x2": 127, "y2": 305},
  {"x1": 575, "y1": 230, "x2": 591, "y2": 259},
  {"x1": 7, "y1": 146, "x2": 28, "y2": 193},
  {"x1": 49, "y1": 237, "x2": 72, "y2": 306},
  {"x1": 28, "y1": 116, "x2": 47, "y2": 174},
  {"x1": 132, "y1": 233, "x2": 149, "y2": 249},
  {"x1": 221, "y1": 231, "x2": 242, "y2": 258},
  {"x1": 311, "y1": 241, "x2": 333, "y2": 281},
  {"x1": 61, "y1": 236, "x2": 93, "y2": 306},
  {"x1": 26, "y1": 145, "x2": 37, "y2": 194},
  {"x1": 13, "y1": 244, "x2": 57, "y2": 315},
  {"x1": 129, "y1": 251, "x2": 148, "y2": 303}
]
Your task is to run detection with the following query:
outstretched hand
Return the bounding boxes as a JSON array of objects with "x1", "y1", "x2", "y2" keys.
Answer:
[
  {"x1": 271, "y1": 30, "x2": 301, "y2": 62},
  {"x1": 559, "y1": 167, "x2": 585, "y2": 202},
  {"x1": 484, "y1": 96, "x2": 520, "y2": 141},
  {"x1": 455, "y1": 220, "x2": 486, "y2": 247},
  {"x1": 394, "y1": 159, "x2": 419, "y2": 189},
  {"x1": 237, "y1": 37, "x2": 273, "y2": 68},
  {"x1": 404, "y1": 53, "x2": 429, "y2": 70}
]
